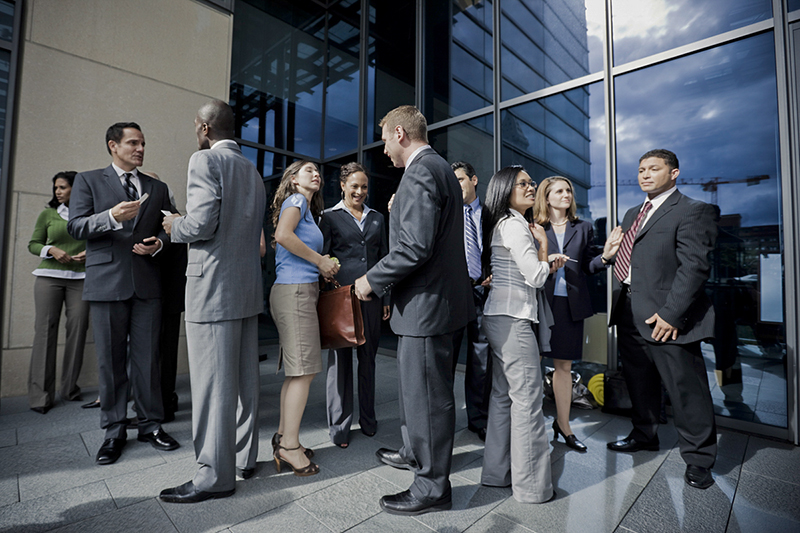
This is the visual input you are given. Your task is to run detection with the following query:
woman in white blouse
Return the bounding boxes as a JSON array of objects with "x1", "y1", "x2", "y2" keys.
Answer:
[{"x1": 480, "y1": 165, "x2": 554, "y2": 504}]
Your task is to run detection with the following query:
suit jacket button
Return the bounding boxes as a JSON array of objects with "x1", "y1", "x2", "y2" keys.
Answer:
[
  {"x1": 361, "y1": 240, "x2": 365, "y2": 245},
  {"x1": 361, "y1": 257, "x2": 366, "y2": 262}
]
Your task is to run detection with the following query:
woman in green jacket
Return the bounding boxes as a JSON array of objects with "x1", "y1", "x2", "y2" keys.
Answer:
[{"x1": 28, "y1": 171, "x2": 89, "y2": 413}]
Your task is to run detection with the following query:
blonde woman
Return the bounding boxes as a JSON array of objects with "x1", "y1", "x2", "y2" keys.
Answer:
[
  {"x1": 533, "y1": 176, "x2": 622, "y2": 452},
  {"x1": 270, "y1": 160, "x2": 339, "y2": 476}
]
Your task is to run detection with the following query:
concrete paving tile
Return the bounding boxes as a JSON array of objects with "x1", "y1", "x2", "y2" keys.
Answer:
[
  {"x1": 159, "y1": 462, "x2": 341, "y2": 533},
  {"x1": 16, "y1": 410, "x2": 102, "y2": 445},
  {"x1": 299, "y1": 471, "x2": 398, "y2": 532},
  {"x1": 0, "y1": 475, "x2": 18, "y2": 508},
  {"x1": 105, "y1": 456, "x2": 198, "y2": 508},
  {"x1": 307, "y1": 435, "x2": 383, "y2": 478},
  {"x1": 412, "y1": 475, "x2": 507, "y2": 532},
  {"x1": 715, "y1": 429, "x2": 750, "y2": 462},
  {"x1": 464, "y1": 511, "x2": 536, "y2": 533},
  {"x1": 230, "y1": 502, "x2": 332, "y2": 533},
  {"x1": 452, "y1": 455, "x2": 492, "y2": 487},
  {"x1": 47, "y1": 499, "x2": 178, "y2": 533},
  {"x1": 618, "y1": 458, "x2": 735, "y2": 533},
  {"x1": 741, "y1": 436, "x2": 800, "y2": 485},
  {"x1": 366, "y1": 464, "x2": 416, "y2": 493},
  {"x1": 751, "y1": 411, "x2": 787, "y2": 427},
  {"x1": 0, "y1": 429, "x2": 16, "y2": 449},
  {"x1": 726, "y1": 502, "x2": 800, "y2": 533},
  {"x1": 0, "y1": 480, "x2": 114, "y2": 533},
  {"x1": 732, "y1": 470, "x2": 800, "y2": 522},
  {"x1": 0, "y1": 433, "x2": 88, "y2": 477},
  {"x1": 346, "y1": 509, "x2": 438, "y2": 532}
]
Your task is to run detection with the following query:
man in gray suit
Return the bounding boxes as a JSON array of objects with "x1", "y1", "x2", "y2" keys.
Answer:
[
  {"x1": 159, "y1": 100, "x2": 266, "y2": 503},
  {"x1": 607, "y1": 149, "x2": 718, "y2": 490},
  {"x1": 69, "y1": 122, "x2": 180, "y2": 465},
  {"x1": 354, "y1": 105, "x2": 472, "y2": 516}
]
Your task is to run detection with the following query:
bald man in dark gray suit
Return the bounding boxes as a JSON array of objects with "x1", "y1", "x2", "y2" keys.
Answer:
[{"x1": 607, "y1": 149, "x2": 718, "y2": 490}]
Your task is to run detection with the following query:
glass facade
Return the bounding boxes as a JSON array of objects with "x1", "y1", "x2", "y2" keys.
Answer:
[{"x1": 229, "y1": 0, "x2": 800, "y2": 436}]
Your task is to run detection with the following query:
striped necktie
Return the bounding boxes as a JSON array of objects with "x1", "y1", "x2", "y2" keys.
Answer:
[
  {"x1": 123, "y1": 172, "x2": 139, "y2": 201},
  {"x1": 465, "y1": 205, "x2": 481, "y2": 281},
  {"x1": 614, "y1": 201, "x2": 652, "y2": 283}
]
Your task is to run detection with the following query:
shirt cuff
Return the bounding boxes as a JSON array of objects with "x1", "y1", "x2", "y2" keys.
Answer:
[
  {"x1": 108, "y1": 210, "x2": 122, "y2": 231},
  {"x1": 151, "y1": 239, "x2": 163, "y2": 256},
  {"x1": 40, "y1": 245, "x2": 53, "y2": 258}
]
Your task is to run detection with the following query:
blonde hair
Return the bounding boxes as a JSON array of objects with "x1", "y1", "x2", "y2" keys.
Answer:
[
  {"x1": 270, "y1": 160, "x2": 324, "y2": 244},
  {"x1": 534, "y1": 176, "x2": 578, "y2": 225},
  {"x1": 378, "y1": 105, "x2": 428, "y2": 143}
]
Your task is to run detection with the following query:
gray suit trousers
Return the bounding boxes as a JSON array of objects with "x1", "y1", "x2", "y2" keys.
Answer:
[
  {"x1": 326, "y1": 297, "x2": 382, "y2": 443},
  {"x1": 482, "y1": 314, "x2": 553, "y2": 503},
  {"x1": 396, "y1": 333, "x2": 456, "y2": 501},
  {"x1": 186, "y1": 316, "x2": 260, "y2": 492}
]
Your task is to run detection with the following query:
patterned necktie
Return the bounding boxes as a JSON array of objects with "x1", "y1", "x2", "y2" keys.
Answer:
[
  {"x1": 614, "y1": 201, "x2": 653, "y2": 283},
  {"x1": 123, "y1": 172, "x2": 139, "y2": 201},
  {"x1": 465, "y1": 205, "x2": 481, "y2": 281}
]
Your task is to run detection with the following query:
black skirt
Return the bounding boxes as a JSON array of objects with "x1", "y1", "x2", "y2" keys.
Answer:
[{"x1": 544, "y1": 296, "x2": 584, "y2": 361}]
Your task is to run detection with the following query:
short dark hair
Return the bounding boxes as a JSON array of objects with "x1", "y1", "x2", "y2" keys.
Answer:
[
  {"x1": 48, "y1": 171, "x2": 77, "y2": 208},
  {"x1": 339, "y1": 161, "x2": 369, "y2": 186},
  {"x1": 640, "y1": 148, "x2": 679, "y2": 170},
  {"x1": 105, "y1": 122, "x2": 142, "y2": 155},
  {"x1": 197, "y1": 99, "x2": 235, "y2": 138},
  {"x1": 451, "y1": 161, "x2": 475, "y2": 178},
  {"x1": 481, "y1": 165, "x2": 528, "y2": 278}
]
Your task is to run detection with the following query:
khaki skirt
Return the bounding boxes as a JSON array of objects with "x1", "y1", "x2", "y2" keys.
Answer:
[{"x1": 269, "y1": 282, "x2": 323, "y2": 376}]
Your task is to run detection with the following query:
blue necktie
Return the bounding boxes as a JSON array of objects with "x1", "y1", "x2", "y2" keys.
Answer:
[{"x1": 465, "y1": 206, "x2": 481, "y2": 281}]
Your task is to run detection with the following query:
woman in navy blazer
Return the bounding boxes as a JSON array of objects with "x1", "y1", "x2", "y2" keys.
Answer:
[
  {"x1": 534, "y1": 176, "x2": 622, "y2": 452},
  {"x1": 320, "y1": 162, "x2": 390, "y2": 448}
]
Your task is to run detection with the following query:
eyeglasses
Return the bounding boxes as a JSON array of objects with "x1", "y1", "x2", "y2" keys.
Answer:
[{"x1": 515, "y1": 180, "x2": 535, "y2": 190}]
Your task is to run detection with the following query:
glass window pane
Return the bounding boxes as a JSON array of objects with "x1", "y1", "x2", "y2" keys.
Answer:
[
  {"x1": 0, "y1": 50, "x2": 9, "y2": 173},
  {"x1": 500, "y1": 0, "x2": 604, "y2": 101},
  {"x1": 366, "y1": 0, "x2": 416, "y2": 144},
  {"x1": 501, "y1": 82, "x2": 609, "y2": 351},
  {"x1": 612, "y1": 0, "x2": 772, "y2": 65},
  {"x1": 324, "y1": 2, "x2": 360, "y2": 157},
  {"x1": 429, "y1": 114, "x2": 494, "y2": 199},
  {"x1": 0, "y1": 1, "x2": 13, "y2": 41},
  {"x1": 230, "y1": 0, "x2": 326, "y2": 158},
  {"x1": 615, "y1": 32, "x2": 786, "y2": 427},
  {"x1": 424, "y1": 0, "x2": 493, "y2": 122},
  {"x1": 792, "y1": 0, "x2": 800, "y2": 12}
]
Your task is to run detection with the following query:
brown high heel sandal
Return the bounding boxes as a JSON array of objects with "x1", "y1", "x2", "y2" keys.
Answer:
[
  {"x1": 274, "y1": 444, "x2": 319, "y2": 477},
  {"x1": 272, "y1": 432, "x2": 314, "y2": 458}
]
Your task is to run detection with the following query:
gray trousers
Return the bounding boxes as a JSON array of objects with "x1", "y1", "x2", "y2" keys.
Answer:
[
  {"x1": 326, "y1": 297, "x2": 381, "y2": 444},
  {"x1": 91, "y1": 297, "x2": 163, "y2": 439},
  {"x1": 28, "y1": 276, "x2": 90, "y2": 408},
  {"x1": 482, "y1": 314, "x2": 553, "y2": 503},
  {"x1": 186, "y1": 316, "x2": 260, "y2": 493},
  {"x1": 396, "y1": 333, "x2": 455, "y2": 501}
]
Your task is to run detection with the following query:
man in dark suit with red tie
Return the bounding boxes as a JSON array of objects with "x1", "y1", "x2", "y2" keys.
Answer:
[{"x1": 607, "y1": 149, "x2": 718, "y2": 490}]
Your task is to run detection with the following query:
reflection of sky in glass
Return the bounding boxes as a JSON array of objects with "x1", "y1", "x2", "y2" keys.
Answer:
[
  {"x1": 791, "y1": 0, "x2": 800, "y2": 11},
  {"x1": 612, "y1": 0, "x2": 771, "y2": 65},
  {"x1": 500, "y1": 0, "x2": 602, "y2": 101},
  {"x1": 615, "y1": 32, "x2": 780, "y2": 228},
  {"x1": 324, "y1": 10, "x2": 360, "y2": 157}
]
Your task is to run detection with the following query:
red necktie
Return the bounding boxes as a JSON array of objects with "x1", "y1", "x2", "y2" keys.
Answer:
[{"x1": 614, "y1": 201, "x2": 652, "y2": 283}]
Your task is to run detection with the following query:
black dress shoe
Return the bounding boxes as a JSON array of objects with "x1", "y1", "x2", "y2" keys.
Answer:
[
  {"x1": 239, "y1": 467, "x2": 256, "y2": 479},
  {"x1": 376, "y1": 448, "x2": 417, "y2": 470},
  {"x1": 607, "y1": 436, "x2": 659, "y2": 453},
  {"x1": 96, "y1": 438, "x2": 126, "y2": 465},
  {"x1": 159, "y1": 481, "x2": 235, "y2": 503},
  {"x1": 137, "y1": 429, "x2": 180, "y2": 451},
  {"x1": 379, "y1": 489, "x2": 452, "y2": 516},
  {"x1": 685, "y1": 465, "x2": 714, "y2": 489},
  {"x1": 82, "y1": 399, "x2": 101, "y2": 409},
  {"x1": 553, "y1": 420, "x2": 587, "y2": 452},
  {"x1": 30, "y1": 406, "x2": 50, "y2": 414}
]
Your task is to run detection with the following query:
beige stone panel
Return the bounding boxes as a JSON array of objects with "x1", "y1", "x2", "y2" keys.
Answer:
[
  {"x1": 12, "y1": 42, "x2": 216, "y2": 205},
  {"x1": 582, "y1": 313, "x2": 608, "y2": 365},
  {"x1": 1, "y1": 347, "x2": 31, "y2": 397},
  {"x1": 28, "y1": 0, "x2": 232, "y2": 97}
]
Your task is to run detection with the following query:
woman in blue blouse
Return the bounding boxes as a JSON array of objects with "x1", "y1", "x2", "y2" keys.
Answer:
[{"x1": 270, "y1": 160, "x2": 339, "y2": 476}]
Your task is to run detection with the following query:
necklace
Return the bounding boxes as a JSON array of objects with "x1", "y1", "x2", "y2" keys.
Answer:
[{"x1": 551, "y1": 219, "x2": 568, "y2": 226}]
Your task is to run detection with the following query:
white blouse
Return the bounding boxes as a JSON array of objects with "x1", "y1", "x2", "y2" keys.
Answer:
[{"x1": 483, "y1": 209, "x2": 550, "y2": 322}]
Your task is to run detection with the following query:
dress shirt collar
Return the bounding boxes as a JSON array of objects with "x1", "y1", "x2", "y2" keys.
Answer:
[
  {"x1": 641, "y1": 185, "x2": 678, "y2": 212},
  {"x1": 465, "y1": 196, "x2": 481, "y2": 212},
  {"x1": 57, "y1": 203, "x2": 69, "y2": 220},
  {"x1": 210, "y1": 139, "x2": 239, "y2": 151},
  {"x1": 405, "y1": 144, "x2": 431, "y2": 168},
  {"x1": 111, "y1": 162, "x2": 140, "y2": 179},
  {"x1": 332, "y1": 199, "x2": 373, "y2": 218}
]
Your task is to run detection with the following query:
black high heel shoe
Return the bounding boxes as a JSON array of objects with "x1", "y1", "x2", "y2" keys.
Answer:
[
  {"x1": 553, "y1": 420, "x2": 587, "y2": 452},
  {"x1": 272, "y1": 432, "x2": 315, "y2": 458}
]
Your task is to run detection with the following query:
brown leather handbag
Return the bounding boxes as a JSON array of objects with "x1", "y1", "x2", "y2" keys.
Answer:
[{"x1": 317, "y1": 281, "x2": 366, "y2": 349}]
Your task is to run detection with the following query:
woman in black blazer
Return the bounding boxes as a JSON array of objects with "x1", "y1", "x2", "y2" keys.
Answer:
[
  {"x1": 534, "y1": 176, "x2": 622, "y2": 452},
  {"x1": 320, "y1": 162, "x2": 390, "y2": 448}
]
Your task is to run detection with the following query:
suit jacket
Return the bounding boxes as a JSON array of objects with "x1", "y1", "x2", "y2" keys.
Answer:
[
  {"x1": 320, "y1": 206, "x2": 389, "y2": 305},
  {"x1": 169, "y1": 141, "x2": 266, "y2": 323},
  {"x1": 609, "y1": 190, "x2": 717, "y2": 344},
  {"x1": 68, "y1": 166, "x2": 173, "y2": 301},
  {"x1": 544, "y1": 219, "x2": 604, "y2": 322},
  {"x1": 366, "y1": 147, "x2": 472, "y2": 336}
]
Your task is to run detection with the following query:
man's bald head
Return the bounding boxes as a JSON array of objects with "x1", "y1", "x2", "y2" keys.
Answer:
[{"x1": 195, "y1": 99, "x2": 235, "y2": 149}]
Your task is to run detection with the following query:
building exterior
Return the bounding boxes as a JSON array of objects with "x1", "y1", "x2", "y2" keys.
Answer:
[{"x1": 0, "y1": 0, "x2": 798, "y2": 445}]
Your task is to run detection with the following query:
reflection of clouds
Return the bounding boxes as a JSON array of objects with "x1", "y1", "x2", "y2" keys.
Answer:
[{"x1": 612, "y1": 0, "x2": 678, "y2": 40}]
